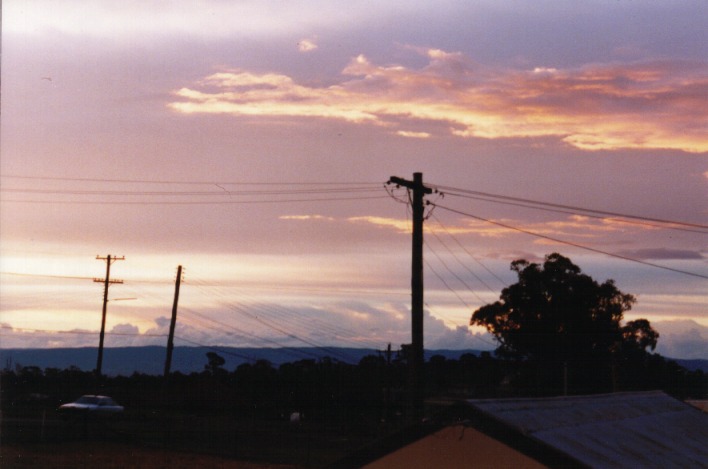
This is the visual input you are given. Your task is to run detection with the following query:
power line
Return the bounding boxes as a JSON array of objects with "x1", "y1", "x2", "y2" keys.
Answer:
[
  {"x1": 186, "y1": 272, "x2": 387, "y2": 349},
  {"x1": 423, "y1": 258, "x2": 474, "y2": 313},
  {"x1": 179, "y1": 309, "x2": 332, "y2": 362},
  {"x1": 0, "y1": 325, "x2": 166, "y2": 338},
  {"x1": 429, "y1": 213, "x2": 508, "y2": 288},
  {"x1": 224, "y1": 302, "x2": 360, "y2": 363},
  {"x1": 1, "y1": 174, "x2": 381, "y2": 186},
  {"x1": 171, "y1": 335, "x2": 259, "y2": 362},
  {"x1": 185, "y1": 277, "x2": 370, "y2": 361},
  {"x1": 432, "y1": 203, "x2": 708, "y2": 280},
  {"x1": 427, "y1": 221, "x2": 501, "y2": 295},
  {"x1": 0, "y1": 195, "x2": 389, "y2": 205},
  {"x1": 429, "y1": 184, "x2": 708, "y2": 232},
  {"x1": 440, "y1": 191, "x2": 707, "y2": 235},
  {"x1": 0, "y1": 325, "x2": 347, "y2": 366},
  {"x1": 1, "y1": 186, "x2": 381, "y2": 196},
  {"x1": 0, "y1": 270, "x2": 406, "y2": 295},
  {"x1": 1, "y1": 176, "x2": 387, "y2": 205},
  {"x1": 0, "y1": 271, "x2": 95, "y2": 281},
  {"x1": 424, "y1": 239, "x2": 486, "y2": 305}
]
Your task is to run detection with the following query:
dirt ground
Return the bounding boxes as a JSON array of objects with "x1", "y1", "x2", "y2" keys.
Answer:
[{"x1": 1, "y1": 442, "x2": 304, "y2": 469}]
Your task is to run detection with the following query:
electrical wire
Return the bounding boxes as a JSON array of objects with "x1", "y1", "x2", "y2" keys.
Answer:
[
  {"x1": 1, "y1": 186, "x2": 381, "y2": 196},
  {"x1": 423, "y1": 258, "x2": 474, "y2": 315},
  {"x1": 0, "y1": 324, "x2": 166, "y2": 338},
  {"x1": 171, "y1": 335, "x2": 260, "y2": 362},
  {"x1": 429, "y1": 213, "x2": 508, "y2": 288},
  {"x1": 424, "y1": 239, "x2": 486, "y2": 305},
  {"x1": 432, "y1": 203, "x2": 708, "y2": 280},
  {"x1": 186, "y1": 271, "x2": 389, "y2": 347},
  {"x1": 185, "y1": 275, "x2": 373, "y2": 362},
  {"x1": 429, "y1": 184, "x2": 708, "y2": 233},
  {"x1": 1, "y1": 174, "x2": 381, "y2": 186},
  {"x1": 427, "y1": 222, "x2": 501, "y2": 295},
  {"x1": 0, "y1": 176, "x2": 387, "y2": 205},
  {"x1": 0, "y1": 271, "x2": 95, "y2": 281},
  {"x1": 0, "y1": 195, "x2": 389, "y2": 205}
]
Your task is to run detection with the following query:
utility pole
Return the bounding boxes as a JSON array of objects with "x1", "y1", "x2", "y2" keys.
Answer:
[
  {"x1": 388, "y1": 172, "x2": 432, "y2": 422},
  {"x1": 164, "y1": 265, "x2": 183, "y2": 378},
  {"x1": 94, "y1": 254, "x2": 124, "y2": 378}
]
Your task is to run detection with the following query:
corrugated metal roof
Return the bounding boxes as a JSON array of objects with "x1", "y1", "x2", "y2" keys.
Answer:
[{"x1": 468, "y1": 391, "x2": 708, "y2": 469}]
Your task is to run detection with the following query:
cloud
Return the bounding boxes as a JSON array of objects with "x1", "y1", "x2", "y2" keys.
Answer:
[
  {"x1": 396, "y1": 130, "x2": 431, "y2": 139},
  {"x1": 353, "y1": 213, "x2": 645, "y2": 242},
  {"x1": 653, "y1": 320, "x2": 708, "y2": 360},
  {"x1": 427, "y1": 325, "x2": 496, "y2": 350},
  {"x1": 0, "y1": 325, "x2": 105, "y2": 348},
  {"x1": 349, "y1": 216, "x2": 412, "y2": 233},
  {"x1": 111, "y1": 323, "x2": 140, "y2": 335},
  {"x1": 169, "y1": 50, "x2": 708, "y2": 153},
  {"x1": 429, "y1": 214, "x2": 576, "y2": 240},
  {"x1": 297, "y1": 38, "x2": 318, "y2": 53},
  {"x1": 2, "y1": 315, "x2": 706, "y2": 359},
  {"x1": 280, "y1": 215, "x2": 335, "y2": 221}
]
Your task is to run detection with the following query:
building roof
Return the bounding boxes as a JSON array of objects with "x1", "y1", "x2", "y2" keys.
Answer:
[{"x1": 467, "y1": 391, "x2": 708, "y2": 468}]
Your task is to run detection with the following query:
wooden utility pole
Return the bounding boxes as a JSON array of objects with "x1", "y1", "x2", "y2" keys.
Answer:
[
  {"x1": 164, "y1": 265, "x2": 183, "y2": 378},
  {"x1": 94, "y1": 254, "x2": 124, "y2": 378},
  {"x1": 388, "y1": 172, "x2": 432, "y2": 422}
]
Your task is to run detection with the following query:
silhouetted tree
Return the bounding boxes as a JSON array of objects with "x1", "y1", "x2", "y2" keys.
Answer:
[
  {"x1": 621, "y1": 318, "x2": 659, "y2": 353},
  {"x1": 471, "y1": 253, "x2": 658, "y2": 394},
  {"x1": 204, "y1": 352, "x2": 226, "y2": 376}
]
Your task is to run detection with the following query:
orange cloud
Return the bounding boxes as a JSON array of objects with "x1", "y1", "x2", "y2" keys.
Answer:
[
  {"x1": 280, "y1": 215, "x2": 334, "y2": 221},
  {"x1": 450, "y1": 216, "x2": 622, "y2": 239},
  {"x1": 350, "y1": 214, "x2": 634, "y2": 240},
  {"x1": 348, "y1": 216, "x2": 411, "y2": 233},
  {"x1": 168, "y1": 50, "x2": 708, "y2": 153}
]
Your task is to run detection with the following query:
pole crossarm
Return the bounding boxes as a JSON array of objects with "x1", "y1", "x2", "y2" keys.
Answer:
[
  {"x1": 96, "y1": 255, "x2": 125, "y2": 262},
  {"x1": 93, "y1": 278, "x2": 124, "y2": 284},
  {"x1": 388, "y1": 176, "x2": 433, "y2": 194}
]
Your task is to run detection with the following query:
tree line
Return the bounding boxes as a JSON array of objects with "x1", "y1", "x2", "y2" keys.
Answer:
[{"x1": 3, "y1": 344, "x2": 704, "y2": 422}]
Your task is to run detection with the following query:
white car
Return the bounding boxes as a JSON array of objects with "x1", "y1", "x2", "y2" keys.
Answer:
[{"x1": 58, "y1": 395, "x2": 124, "y2": 416}]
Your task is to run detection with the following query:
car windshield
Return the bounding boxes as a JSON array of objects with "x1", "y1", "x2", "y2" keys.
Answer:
[{"x1": 75, "y1": 396, "x2": 100, "y2": 404}]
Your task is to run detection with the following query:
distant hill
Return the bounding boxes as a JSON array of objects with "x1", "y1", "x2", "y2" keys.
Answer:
[
  {"x1": 675, "y1": 358, "x2": 708, "y2": 374},
  {"x1": 0, "y1": 346, "x2": 487, "y2": 376},
  {"x1": 1, "y1": 347, "x2": 705, "y2": 376}
]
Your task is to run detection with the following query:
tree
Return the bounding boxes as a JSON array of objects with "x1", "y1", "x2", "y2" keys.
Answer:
[
  {"x1": 621, "y1": 319, "x2": 659, "y2": 354},
  {"x1": 204, "y1": 352, "x2": 226, "y2": 376},
  {"x1": 471, "y1": 253, "x2": 658, "y2": 394}
]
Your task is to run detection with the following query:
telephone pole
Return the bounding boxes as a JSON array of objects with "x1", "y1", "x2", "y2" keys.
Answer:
[
  {"x1": 164, "y1": 265, "x2": 183, "y2": 378},
  {"x1": 388, "y1": 172, "x2": 432, "y2": 422},
  {"x1": 94, "y1": 254, "x2": 124, "y2": 378}
]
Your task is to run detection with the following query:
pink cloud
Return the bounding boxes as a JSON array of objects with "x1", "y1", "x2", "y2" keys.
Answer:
[{"x1": 169, "y1": 50, "x2": 708, "y2": 153}]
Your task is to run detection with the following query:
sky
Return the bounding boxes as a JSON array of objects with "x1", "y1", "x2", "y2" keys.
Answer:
[{"x1": 1, "y1": 1, "x2": 707, "y2": 361}]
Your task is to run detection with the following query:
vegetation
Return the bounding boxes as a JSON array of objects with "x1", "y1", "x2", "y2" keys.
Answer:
[
  {"x1": 2, "y1": 349, "x2": 704, "y2": 465},
  {"x1": 3, "y1": 345, "x2": 704, "y2": 420},
  {"x1": 472, "y1": 253, "x2": 668, "y2": 394}
]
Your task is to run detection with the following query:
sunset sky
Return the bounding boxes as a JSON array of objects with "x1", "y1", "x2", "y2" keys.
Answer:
[{"x1": 1, "y1": 1, "x2": 706, "y2": 361}]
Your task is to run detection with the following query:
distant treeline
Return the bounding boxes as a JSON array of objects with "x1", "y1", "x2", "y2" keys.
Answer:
[{"x1": 3, "y1": 349, "x2": 705, "y2": 426}]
